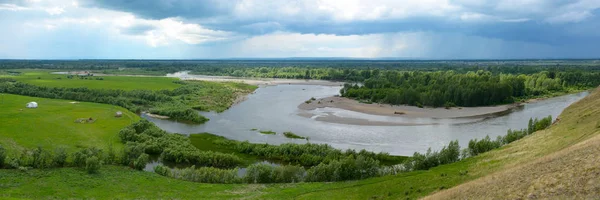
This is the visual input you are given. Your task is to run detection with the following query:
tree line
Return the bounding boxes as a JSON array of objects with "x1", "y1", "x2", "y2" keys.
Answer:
[{"x1": 340, "y1": 70, "x2": 599, "y2": 107}]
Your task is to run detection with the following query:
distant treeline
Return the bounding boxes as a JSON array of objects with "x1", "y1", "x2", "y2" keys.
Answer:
[
  {"x1": 341, "y1": 70, "x2": 600, "y2": 107},
  {"x1": 0, "y1": 79, "x2": 254, "y2": 124}
]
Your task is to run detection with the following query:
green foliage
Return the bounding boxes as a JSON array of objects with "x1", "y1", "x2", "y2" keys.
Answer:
[
  {"x1": 198, "y1": 134, "x2": 404, "y2": 167},
  {"x1": 32, "y1": 147, "x2": 52, "y2": 169},
  {"x1": 85, "y1": 156, "x2": 101, "y2": 174},
  {"x1": 405, "y1": 140, "x2": 461, "y2": 171},
  {"x1": 305, "y1": 155, "x2": 380, "y2": 182},
  {"x1": 133, "y1": 153, "x2": 149, "y2": 170},
  {"x1": 283, "y1": 132, "x2": 307, "y2": 139},
  {"x1": 0, "y1": 144, "x2": 5, "y2": 168},
  {"x1": 52, "y1": 148, "x2": 68, "y2": 167},
  {"x1": 119, "y1": 120, "x2": 243, "y2": 169},
  {"x1": 258, "y1": 130, "x2": 276, "y2": 135},
  {"x1": 341, "y1": 70, "x2": 597, "y2": 107},
  {"x1": 169, "y1": 165, "x2": 241, "y2": 184},
  {"x1": 245, "y1": 163, "x2": 275, "y2": 183},
  {"x1": 154, "y1": 164, "x2": 171, "y2": 176},
  {"x1": 469, "y1": 116, "x2": 553, "y2": 157},
  {"x1": 72, "y1": 147, "x2": 103, "y2": 168}
]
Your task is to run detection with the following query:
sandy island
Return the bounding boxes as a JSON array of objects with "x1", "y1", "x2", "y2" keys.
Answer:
[{"x1": 298, "y1": 96, "x2": 523, "y2": 126}]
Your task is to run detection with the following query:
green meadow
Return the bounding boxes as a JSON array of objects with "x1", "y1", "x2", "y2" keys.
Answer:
[
  {"x1": 0, "y1": 94, "x2": 139, "y2": 154},
  {"x1": 3, "y1": 70, "x2": 180, "y2": 91}
]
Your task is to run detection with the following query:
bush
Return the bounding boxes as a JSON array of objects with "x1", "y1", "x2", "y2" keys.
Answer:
[
  {"x1": 73, "y1": 147, "x2": 103, "y2": 167},
  {"x1": 52, "y1": 148, "x2": 68, "y2": 167},
  {"x1": 170, "y1": 165, "x2": 240, "y2": 184},
  {"x1": 32, "y1": 147, "x2": 52, "y2": 169},
  {"x1": 0, "y1": 145, "x2": 5, "y2": 168},
  {"x1": 85, "y1": 156, "x2": 101, "y2": 174},
  {"x1": 244, "y1": 163, "x2": 275, "y2": 183},
  {"x1": 154, "y1": 164, "x2": 171, "y2": 176},
  {"x1": 133, "y1": 153, "x2": 149, "y2": 170},
  {"x1": 119, "y1": 120, "x2": 243, "y2": 169}
]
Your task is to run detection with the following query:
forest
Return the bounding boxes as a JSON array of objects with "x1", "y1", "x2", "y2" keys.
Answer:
[{"x1": 341, "y1": 70, "x2": 600, "y2": 107}]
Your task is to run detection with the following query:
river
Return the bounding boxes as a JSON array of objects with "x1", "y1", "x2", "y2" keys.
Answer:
[{"x1": 143, "y1": 83, "x2": 588, "y2": 156}]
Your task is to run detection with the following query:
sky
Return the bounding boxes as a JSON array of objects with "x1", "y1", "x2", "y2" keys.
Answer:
[{"x1": 0, "y1": 0, "x2": 599, "y2": 59}]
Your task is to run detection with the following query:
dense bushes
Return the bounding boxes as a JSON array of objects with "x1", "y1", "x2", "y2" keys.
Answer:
[
  {"x1": 403, "y1": 140, "x2": 460, "y2": 171},
  {"x1": 305, "y1": 155, "x2": 380, "y2": 182},
  {"x1": 401, "y1": 116, "x2": 554, "y2": 172},
  {"x1": 206, "y1": 135, "x2": 402, "y2": 167},
  {"x1": 168, "y1": 165, "x2": 241, "y2": 184},
  {"x1": 119, "y1": 120, "x2": 243, "y2": 169},
  {"x1": 468, "y1": 116, "x2": 553, "y2": 157}
]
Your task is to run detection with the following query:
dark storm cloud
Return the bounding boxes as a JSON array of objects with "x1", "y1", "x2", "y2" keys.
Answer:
[{"x1": 88, "y1": 0, "x2": 236, "y2": 19}]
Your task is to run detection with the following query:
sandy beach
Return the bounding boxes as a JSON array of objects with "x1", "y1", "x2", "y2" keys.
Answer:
[{"x1": 298, "y1": 96, "x2": 522, "y2": 120}]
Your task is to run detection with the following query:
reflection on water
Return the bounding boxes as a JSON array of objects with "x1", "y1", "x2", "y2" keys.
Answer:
[{"x1": 144, "y1": 84, "x2": 588, "y2": 156}]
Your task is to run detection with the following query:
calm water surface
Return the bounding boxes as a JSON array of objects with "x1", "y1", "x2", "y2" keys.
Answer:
[{"x1": 144, "y1": 84, "x2": 588, "y2": 156}]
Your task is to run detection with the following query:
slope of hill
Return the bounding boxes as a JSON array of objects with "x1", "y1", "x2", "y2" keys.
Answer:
[{"x1": 425, "y1": 87, "x2": 600, "y2": 199}]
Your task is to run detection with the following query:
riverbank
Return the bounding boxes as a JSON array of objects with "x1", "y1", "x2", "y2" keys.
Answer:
[
  {"x1": 167, "y1": 71, "x2": 345, "y2": 86},
  {"x1": 299, "y1": 96, "x2": 521, "y2": 120}
]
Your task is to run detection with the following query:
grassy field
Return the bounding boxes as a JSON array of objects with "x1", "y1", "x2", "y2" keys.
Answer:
[
  {"x1": 1, "y1": 88, "x2": 598, "y2": 199},
  {"x1": 1, "y1": 69, "x2": 180, "y2": 91},
  {"x1": 0, "y1": 94, "x2": 139, "y2": 154}
]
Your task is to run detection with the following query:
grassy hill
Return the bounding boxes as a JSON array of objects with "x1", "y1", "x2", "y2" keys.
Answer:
[
  {"x1": 1, "y1": 70, "x2": 180, "y2": 91},
  {"x1": 0, "y1": 94, "x2": 139, "y2": 154},
  {"x1": 0, "y1": 87, "x2": 598, "y2": 199}
]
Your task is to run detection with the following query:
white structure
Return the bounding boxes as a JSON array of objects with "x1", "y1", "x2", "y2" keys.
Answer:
[{"x1": 26, "y1": 102, "x2": 38, "y2": 108}]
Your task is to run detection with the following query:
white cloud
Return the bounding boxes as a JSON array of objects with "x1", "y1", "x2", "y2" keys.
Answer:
[
  {"x1": 45, "y1": 6, "x2": 65, "y2": 15},
  {"x1": 116, "y1": 16, "x2": 235, "y2": 46},
  {"x1": 0, "y1": 4, "x2": 30, "y2": 11}
]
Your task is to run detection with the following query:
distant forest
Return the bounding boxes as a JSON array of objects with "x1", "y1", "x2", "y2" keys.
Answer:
[{"x1": 2, "y1": 59, "x2": 600, "y2": 107}]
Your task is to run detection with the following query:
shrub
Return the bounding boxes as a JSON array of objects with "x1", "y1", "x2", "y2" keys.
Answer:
[
  {"x1": 85, "y1": 156, "x2": 101, "y2": 174},
  {"x1": 32, "y1": 147, "x2": 52, "y2": 169},
  {"x1": 245, "y1": 163, "x2": 275, "y2": 183},
  {"x1": 0, "y1": 145, "x2": 5, "y2": 168},
  {"x1": 154, "y1": 164, "x2": 171, "y2": 176},
  {"x1": 52, "y1": 148, "x2": 68, "y2": 167},
  {"x1": 271, "y1": 165, "x2": 305, "y2": 183},
  {"x1": 73, "y1": 147, "x2": 103, "y2": 167},
  {"x1": 170, "y1": 165, "x2": 240, "y2": 184},
  {"x1": 133, "y1": 153, "x2": 149, "y2": 170}
]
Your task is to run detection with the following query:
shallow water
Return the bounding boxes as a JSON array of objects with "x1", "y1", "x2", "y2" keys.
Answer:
[{"x1": 144, "y1": 84, "x2": 588, "y2": 156}]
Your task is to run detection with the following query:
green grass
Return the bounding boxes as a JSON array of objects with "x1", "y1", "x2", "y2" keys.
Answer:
[
  {"x1": 283, "y1": 131, "x2": 307, "y2": 140},
  {"x1": 2, "y1": 69, "x2": 180, "y2": 91},
  {"x1": 0, "y1": 94, "x2": 139, "y2": 154}
]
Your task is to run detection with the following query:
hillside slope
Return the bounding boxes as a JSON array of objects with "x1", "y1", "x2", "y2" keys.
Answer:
[{"x1": 425, "y1": 87, "x2": 600, "y2": 199}]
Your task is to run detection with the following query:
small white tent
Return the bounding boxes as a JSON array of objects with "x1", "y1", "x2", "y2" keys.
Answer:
[{"x1": 26, "y1": 102, "x2": 38, "y2": 108}]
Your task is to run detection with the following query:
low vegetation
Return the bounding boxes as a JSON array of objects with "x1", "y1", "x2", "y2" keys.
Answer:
[
  {"x1": 258, "y1": 130, "x2": 276, "y2": 135},
  {"x1": 283, "y1": 131, "x2": 308, "y2": 140}
]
